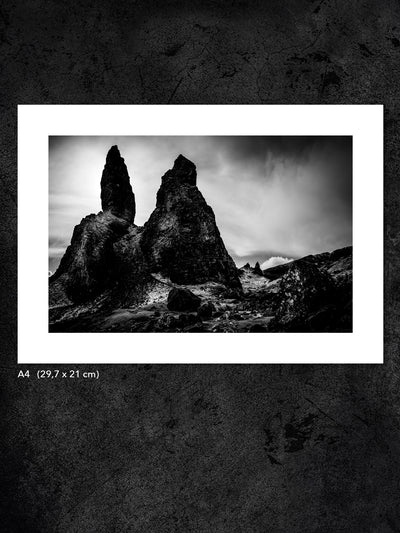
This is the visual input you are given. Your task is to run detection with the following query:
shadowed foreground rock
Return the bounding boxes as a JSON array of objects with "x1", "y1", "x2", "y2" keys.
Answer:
[
  {"x1": 167, "y1": 287, "x2": 201, "y2": 312},
  {"x1": 268, "y1": 259, "x2": 351, "y2": 332},
  {"x1": 49, "y1": 212, "x2": 130, "y2": 303},
  {"x1": 239, "y1": 261, "x2": 264, "y2": 277}
]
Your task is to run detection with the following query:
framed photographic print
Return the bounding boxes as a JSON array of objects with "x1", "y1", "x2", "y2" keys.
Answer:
[{"x1": 18, "y1": 104, "x2": 383, "y2": 363}]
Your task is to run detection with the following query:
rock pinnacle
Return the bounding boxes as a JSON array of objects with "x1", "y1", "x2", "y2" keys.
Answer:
[{"x1": 100, "y1": 145, "x2": 136, "y2": 223}]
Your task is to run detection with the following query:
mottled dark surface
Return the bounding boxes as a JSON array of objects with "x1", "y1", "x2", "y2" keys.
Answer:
[
  {"x1": 1, "y1": 1, "x2": 397, "y2": 531},
  {"x1": 167, "y1": 287, "x2": 201, "y2": 312},
  {"x1": 269, "y1": 258, "x2": 351, "y2": 332},
  {"x1": 50, "y1": 211, "x2": 130, "y2": 303}
]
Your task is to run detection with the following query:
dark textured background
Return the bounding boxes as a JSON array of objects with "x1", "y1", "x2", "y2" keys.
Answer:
[{"x1": 1, "y1": 1, "x2": 398, "y2": 531}]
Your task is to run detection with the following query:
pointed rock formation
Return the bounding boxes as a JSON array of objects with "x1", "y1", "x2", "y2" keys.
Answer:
[
  {"x1": 238, "y1": 261, "x2": 264, "y2": 278},
  {"x1": 254, "y1": 261, "x2": 263, "y2": 276},
  {"x1": 239, "y1": 261, "x2": 264, "y2": 277},
  {"x1": 100, "y1": 145, "x2": 136, "y2": 223},
  {"x1": 50, "y1": 145, "x2": 136, "y2": 303},
  {"x1": 50, "y1": 151, "x2": 242, "y2": 313},
  {"x1": 141, "y1": 155, "x2": 242, "y2": 289}
]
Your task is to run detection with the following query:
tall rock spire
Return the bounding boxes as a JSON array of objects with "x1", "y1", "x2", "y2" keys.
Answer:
[
  {"x1": 161, "y1": 154, "x2": 197, "y2": 186},
  {"x1": 141, "y1": 154, "x2": 242, "y2": 290},
  {"x1": 100, "y1": 145, "x2": 136, "y2": 223},
  {"x1": 51, "y1": 146, "x2": 135, "y2": 303}
]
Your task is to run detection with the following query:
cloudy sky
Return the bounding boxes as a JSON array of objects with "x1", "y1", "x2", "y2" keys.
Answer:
[{"x1": 49, "y1": 136, "x2": 352, "y2": 273}]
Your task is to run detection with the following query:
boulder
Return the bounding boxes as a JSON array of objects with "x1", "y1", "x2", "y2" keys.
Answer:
[
  {"x1": 270, "y1": 260, "x2": 336, "y2": 332},
  {"x1": 167, "y1": 287, "x2": 201, "y2": 312}
]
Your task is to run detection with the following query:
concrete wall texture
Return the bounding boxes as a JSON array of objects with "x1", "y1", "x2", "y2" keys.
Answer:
[{"x1": 1, "y1": 1, "x2": 399, "y2": 531}]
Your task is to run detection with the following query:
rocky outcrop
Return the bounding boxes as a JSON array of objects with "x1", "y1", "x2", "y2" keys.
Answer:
[
  {"x1": 110, "y1": 226, "x2": 154, "y2": 306},
  {"x1": 49, "y1": 145, "x2": 352, "y2": 334},
  {"x1": 263, "y1": 246, "x2": 352, "y2": 284},
  {"x1": 239, "y1": 262, "x2": 264, "y2": 277},
  {"x1": 50, "y1": 212, "x2": 130, "y2": 303},
  {"x1": 268, "y1": 259, "x2": 351, "y2": 332},
  {"x1": 100, "y1": 145, "x2": 136, "y2": 223},
  {"x1": 141, "y1": 155, "x2": 242, "y2": 290},
  {"x1": 50, "y1": 147, "x2": 138, "y2": 304},
  {"x1": 50, "y1": 150, "x2": 241, "y2": 311},
  {"x1": 254, "y1": 262, "x2": 263, "y2": 276},
  {"x1": 274, "y1": 261, "x2": 335, "y2": 324}
]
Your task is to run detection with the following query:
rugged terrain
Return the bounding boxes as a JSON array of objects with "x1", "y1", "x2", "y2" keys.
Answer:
[{"x1": 49, "y1": 147, "x2": 352, "y2": 333}]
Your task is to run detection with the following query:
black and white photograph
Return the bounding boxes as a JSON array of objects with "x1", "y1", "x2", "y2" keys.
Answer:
[
  {"x1": 2, "y1": 0, "x2": 393, "y2": 528},
  {"x1": 49, "y1": 135, "x2": 352, "y2": 333}
]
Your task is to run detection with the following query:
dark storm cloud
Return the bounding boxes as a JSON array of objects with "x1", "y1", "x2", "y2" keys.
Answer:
[
  {"x1": 49, "y1": 136, "x2": 352, "y2": 271},
  {"x1": 211, "y1": 135, "x2": 352, "y2": 206}
]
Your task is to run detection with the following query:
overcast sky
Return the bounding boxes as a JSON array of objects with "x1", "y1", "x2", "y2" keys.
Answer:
[{"x1": 49, "y1": 136, "x2": 352, "y2": 272}]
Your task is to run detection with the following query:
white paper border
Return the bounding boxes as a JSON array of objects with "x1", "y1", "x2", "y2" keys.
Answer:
[{"x1": 18, "y1": 105, "x2": 383, "y2": 364}]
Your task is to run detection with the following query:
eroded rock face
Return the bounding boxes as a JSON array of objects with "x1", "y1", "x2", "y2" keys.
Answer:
[
  {"x1": 50, "y1": 216, "x2": 155, "y2": 307},
  {"x1": 141, "y1": 155, "x2": 242, "y2": 290},
  {"x1": 270, "y1": 260, "x2": 336, "y2": 331},
  {"x1": 50, "y1": 212, "x2": 130, "y2": 303},
  {"x1": 110, "y1": 226, "x2": 154, "y2": 306},
  {"x1": 100, "y1": 145, "x2": 136, "y2": 223}
]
